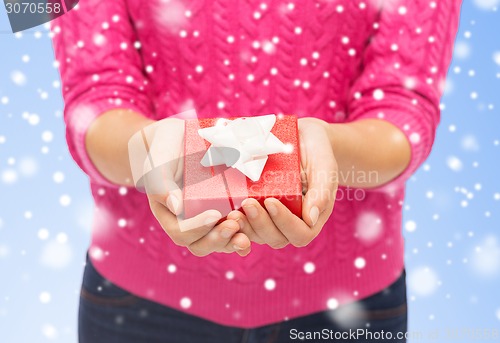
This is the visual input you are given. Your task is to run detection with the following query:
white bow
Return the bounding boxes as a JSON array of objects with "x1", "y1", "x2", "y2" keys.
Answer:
[{"x1": 198, "y1": 114, "x2": 289, "y2": 182}]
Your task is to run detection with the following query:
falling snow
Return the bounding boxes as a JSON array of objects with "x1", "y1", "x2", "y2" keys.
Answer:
[
  {"x1": 446, "y1": 156, "x2": 463, "y2": 172},
  {"x1": 0, "y1": 1, "x2": 498, "y2": 341},
  {"x1": 10, "y1": 70, "x2": 27, "y2": 86},
  {"x1": 326, "y1": 298, "x2": 339, "y2": 310},
  {"x1": 59, "y1": 195, "x2": 72, "y2": 207},
  {"x1": 408, "y1": 267, "x2": 439, "y2": 297},
  {"x1": 40, "y1": 240, "x2": 73, "y2": 270},
  {"x1": 37, "y1": 228, "x2": 50, "y2": 240},
  {"x1": 52, "y1": 172, "x2": 65, "y2": 183},
  {"x1": 41, "y1": 324, "x2": 58, "y2": 339},
  {"x1": 354, "y1": 257, "x2": 366, "y2": 269},
  {"x1": 180, "y1": 297, "x2": 192, "y2": 309},
  {"x1": 470, "y1": 236, "x2": 500, "y2": 277},
  {"x1": 405, "y1": 220, "x2": 417, "y2": 233},
  {"x1": 303, "y1": 262, "x2": 315, "y2": 274},
  {"x1": 473, "y1": 0, "x2": 500, "y2": 10},
  {"x1": 454, "y1": 41, "x2": 471, "y2": 59},
  {"x1": 264, "y1": 278, "x2": 276, "y2": 291},
  {"x1": 39, "y1": 292, "x2": 52, "y2": 304},
  {"x1": 356, "y1": 212, "x2": 383, "y2": 242}
]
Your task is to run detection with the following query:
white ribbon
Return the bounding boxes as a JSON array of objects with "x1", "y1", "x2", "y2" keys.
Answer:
[{"x1": 198, "y1": 114, "x2": 288, "y2": 182}]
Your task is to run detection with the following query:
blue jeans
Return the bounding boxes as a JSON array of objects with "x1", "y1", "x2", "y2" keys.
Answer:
[{"x1": 79, "y1": 255, "x2": 407, "y2": 343}]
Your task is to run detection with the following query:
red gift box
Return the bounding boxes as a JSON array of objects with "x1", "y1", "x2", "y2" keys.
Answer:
[{"x1": 183, "y1": 115, "x2": 302, "y2": 219}]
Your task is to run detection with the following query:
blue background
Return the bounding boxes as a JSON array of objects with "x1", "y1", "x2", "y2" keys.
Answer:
[{"x1": 1, "y1": 1, "x2": 499, "y2": 342}]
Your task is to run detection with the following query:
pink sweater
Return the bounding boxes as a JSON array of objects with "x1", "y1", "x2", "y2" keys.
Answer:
[{"x1": 51, "y1": 0, "x2": 461, "y2": 328}]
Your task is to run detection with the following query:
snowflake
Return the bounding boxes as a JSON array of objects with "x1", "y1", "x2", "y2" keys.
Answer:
[
  {"x1": 264, "y1": 278, "x2": 276, "y2": 290},
  {"x1": 327, "y1": 298, "x2": 339, "y2": 310},
  {"x1": 39, "y1": 292, "x2": 51, "y2": 304},
  {"x1": 354, "y1": 257, "x2": 366, "y2": 269},
  {"x1": 303, "y1": 262, "x2": 315, "y2": 274},
  {"x1": 447, "y1": 156, "x2": 463, "y2": 172},
  {"x1": 38, "y1": 228, "x2": 50, "y2": 240},
  {"x1": 408, "y1": 267, "x2": 439, "y2": 296},
  {"x1": 473, "y1": 0, "x2": 500, "y2": 11},
  {"x1": 11, "y1": 70, "x2": 27, "y2": 86},
  {"x1": 405, "y1": 220, "x2": 417, "y2": 233},
  {"x1": 180, "y1": 297, "x2": 192, "y2": 308},
  {"x1": 59, "y1": 195, "x2": 71, "y2": 207}
]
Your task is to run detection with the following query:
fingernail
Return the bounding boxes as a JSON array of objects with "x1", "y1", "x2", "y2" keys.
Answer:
[
  {"x1": 243, "y1": 205, "x2": 258, "y2": 219},
  {"x1": 227, "y1": 210, "x2": 237, "y2": 219},
  {"x1": 233, "y1": 245, "x2": 243, "y2": 251},
  {"x1": 204, "y1": 215, "x2": 221, "y2": 226},
  {"x1": 265, "y1": 201, "x2": 278, "y2": 217},
  {"x1": 242, "y1": 199, "x2": 258, "y2": 219},
  {"x1": 309, "y1": 206, "x2": 319, "y2": 227},
  {"x1": 166, "y1": 194, "x2": 179, "y2": 214},
  {"x1": 221, "y1": 228, "x2": 233, "y2": 239}
]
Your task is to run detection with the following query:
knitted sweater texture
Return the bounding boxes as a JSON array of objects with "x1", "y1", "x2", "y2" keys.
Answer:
[{"x1": 51, "y1": 0, "x2": 461, "y2": 327}]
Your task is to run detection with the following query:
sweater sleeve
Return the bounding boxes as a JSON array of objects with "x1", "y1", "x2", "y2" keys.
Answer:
[
  {"x1": 346, "y1": 0, "x2": 462, "y2": 189},
  {"x1": 51, "y1": 0, "x2": 153, "y2": 187}
]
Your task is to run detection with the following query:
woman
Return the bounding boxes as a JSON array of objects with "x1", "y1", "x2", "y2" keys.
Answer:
[{"x1": 51, "y1": 0, "x2": 461, "y2": 342}]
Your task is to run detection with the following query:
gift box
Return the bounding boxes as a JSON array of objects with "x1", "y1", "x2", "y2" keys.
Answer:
[{"x1": 183, "y1": 114, "x2": 302, "y2": 220}]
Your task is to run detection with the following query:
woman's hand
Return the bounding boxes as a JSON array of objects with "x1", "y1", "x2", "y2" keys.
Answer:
[
  {"x1": 227, "y1": 117, "x2": 338, "y2": 248},
  {"x1": 129, "y1": 116, "x2": 251, "y2": 257},
  {"x1": 148, "y1": 196, "x2": 251, "y2": 257}
]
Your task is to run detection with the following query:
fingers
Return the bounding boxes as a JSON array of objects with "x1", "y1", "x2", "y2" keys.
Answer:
[
  {"x1": 139, "y1": 118, "x2": 253, "y2": 257},
  {"x1": 189, "y1": 221, "x2": 252, "y2": 257},
  {"x1": 302, "y1": 170, "x2": 336, "y2": 228},
  {"x1": 302, "y1": 176, "x2": 337, "y2": 228},
  {"x1": 166, "y1": 188, "x2": 183, "y2": 216},
  {"x1": 227, "y1": 210, "x2": 265, "y2": 244},
  {"x1": 225, "y1": 232, "x2": 252, "y2": 257},
  {"x1": 141, "y1": 118, "x2": 185, "y2": 213},
  {"x1": 151, "y1": 200, "x2": 252, "y2": 256},
  {"x1": 150, "y1": 200, "x2": 221, "y2": 245},
  {"x1": 298, "y1": 122, "x2": 338, "y2": 227},
  {"x1": 241, "y1": 198, "x2": 289, "y2": 249},
  {"x1": 264, "y1": 198, "x2": 317, "y2": 247},
  {"x1": 188, "y1": 219, "x2": 240, "y2": 257},
  {"x1": 144, "y1": 166, "x2": 184, "y2": 215}
]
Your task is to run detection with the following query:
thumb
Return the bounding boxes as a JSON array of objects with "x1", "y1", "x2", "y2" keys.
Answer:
[
  {"x1": 299, "y1": 125, "x2": 337, "y2": 227},
  {"x1": 144, "y1": 164, "x2": 184, "y2": 216}
]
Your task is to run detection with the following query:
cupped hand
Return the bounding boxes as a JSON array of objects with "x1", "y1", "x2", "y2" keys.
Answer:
[
  {"x1": 129, "y1": 117, "x2": 251, "y2": 257},
  {"x1": 227, "y1": 117, "x2": 338, "y2": 248}
]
